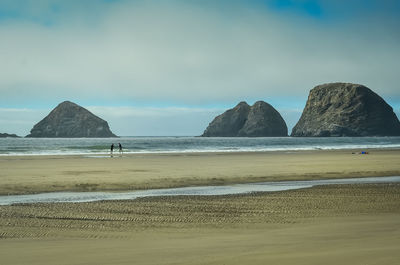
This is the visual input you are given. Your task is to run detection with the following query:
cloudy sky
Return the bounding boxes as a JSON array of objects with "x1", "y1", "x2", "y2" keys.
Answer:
[{"x1": 1, "y1": 0, "x2": 399, "y2": 136}]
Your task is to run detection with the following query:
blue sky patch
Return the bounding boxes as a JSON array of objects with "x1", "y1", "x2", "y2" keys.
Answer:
[{"x1": 265, "y1": 0, "x2": 323, "y2": 18}]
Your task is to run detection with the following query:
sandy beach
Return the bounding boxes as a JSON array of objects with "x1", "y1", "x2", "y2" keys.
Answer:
[
  {"x1": 1, "y1": 184, "x2": 399, "y2": 264},
  {"x1": 1, "y1": 149, "x2": 400, "y2": 195},
  {"x1": 1, "y1": 149, "x2": 400, "y2": 264}
]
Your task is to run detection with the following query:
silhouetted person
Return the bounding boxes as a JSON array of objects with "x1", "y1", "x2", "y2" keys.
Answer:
[
  {"x1": 118, "y1": 143, "x2": 123, "y2": 154},
  {"x1": 110, "y1": 143, "x2": 114, "y2": 156}
]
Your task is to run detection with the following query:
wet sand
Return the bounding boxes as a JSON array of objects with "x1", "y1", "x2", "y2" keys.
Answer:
[
  {"x1": 1, "y1": 149, "x2": 400, "y2": 195},
  {"x1": 0, "y1": 184, "x2": 399, "y2": 264},
  {"x1": 1, "y1": 149, "x2": 400, "y2": 264}
]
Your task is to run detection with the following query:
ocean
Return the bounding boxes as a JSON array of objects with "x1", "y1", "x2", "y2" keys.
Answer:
[{"x1": 1, "y1": 136, "x2": 400, "y2": 156}]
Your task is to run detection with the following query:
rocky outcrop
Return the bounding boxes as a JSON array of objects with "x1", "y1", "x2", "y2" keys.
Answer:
[
  {"x1": 0, "y1": 133, "x2": 19, "y2": 138},
  {"x1": 238, "y1": 101, "x2": 288, "y2": 136},
  {"x1": 202, "y1": 101, "x2": 250, "y2": 137},
  {"x1": 26, "y1": 101, "x2": 117, "y2": 138},
  {"x1": 202, "y1": 101, "x2": 287, "y2": 137},
  {"x1": 291, "y1": 83, "x2": 400, "y2": 137}
]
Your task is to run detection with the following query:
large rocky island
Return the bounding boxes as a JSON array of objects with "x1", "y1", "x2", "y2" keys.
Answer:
[
  {"x1": 291, "y1": 83, "x2": 400, "y2": 137},
  {"x1": 202, "y1": 101, "x2": 287, "y2": 137},
  {"x1": 26, "y1": 101, "x2": 117, "y2": 138}
]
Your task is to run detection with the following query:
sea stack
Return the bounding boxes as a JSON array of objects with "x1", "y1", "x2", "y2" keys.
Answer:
[
  {"x1": 26, "y1": 101, "x2": 117, "y2": 138},
  {"x1": 291, "y1": 83, "x2": 400, "y2": 137},
  {"x1": 202, "y1": 101, "x2": 288, "y2": 137},
  {"x1": 0, "y1": 133, "x2": 20, "y2": 138}
]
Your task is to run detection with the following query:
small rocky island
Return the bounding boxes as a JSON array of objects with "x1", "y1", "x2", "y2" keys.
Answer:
[
  {"x1": 26, "y1": 101, "x2": 117, "y2": 138},
  {"x1": 0, "y1": 133, "x2": 20, "y2": 138},
  {"x1": 202, "y1": 101, "x2": 288, "y2": 137},
  {"x1": 291, "y1": 83, "x2": 400, "y2": 137}
]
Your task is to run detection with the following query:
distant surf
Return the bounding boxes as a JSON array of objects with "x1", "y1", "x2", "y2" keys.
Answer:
[{"x1": 0, "y1": 136, "x2": 400, "y2": 156}]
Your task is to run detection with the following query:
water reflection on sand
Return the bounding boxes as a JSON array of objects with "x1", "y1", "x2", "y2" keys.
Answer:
[{"x1": 1, "y1": 176, "x2": 399, "y2": 205}]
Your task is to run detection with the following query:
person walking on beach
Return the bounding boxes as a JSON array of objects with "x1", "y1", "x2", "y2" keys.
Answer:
[
  {"x1": 118, "y1": 143, "x2": 123, "y2": 155},
  {"x1": 110, "y1": 143, "x2": 114, "y2": 156}
]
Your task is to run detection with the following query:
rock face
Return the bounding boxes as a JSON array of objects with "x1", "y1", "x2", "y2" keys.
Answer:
[
  {"x1": 291, "y1": 83, "x2": 400, "y2": 137},
  {"x1": 26, "y1": 101, "x2": 117, "y2": 138},
  {"x1": 0, "y1": 133, "x2": 19, "y2": 138},
  {"x1": 202, "y1": 101, "x2": 250, "y2": 137},
  {"x1": 202, "y1": 101, "x2": 288, "y2": 137}
]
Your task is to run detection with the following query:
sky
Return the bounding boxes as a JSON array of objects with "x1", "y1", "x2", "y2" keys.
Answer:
[{"x1": 0, "y1": 0, "x2": 399, "y2": 136}]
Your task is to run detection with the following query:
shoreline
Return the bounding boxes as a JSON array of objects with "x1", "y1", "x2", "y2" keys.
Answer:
[
  {"x1": 1, "y1": 148, "x2": 400, "y2": 195},
  {"x1": 1, "y1": 145, "x2": 400, "y2": 157}
]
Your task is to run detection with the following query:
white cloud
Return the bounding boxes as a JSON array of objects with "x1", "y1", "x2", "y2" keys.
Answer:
[
  {"x1": 0, "y1": 1, "x2": 399, "y2": 106},
  {"x1": 86, "y1": 106, "x2": 225, "y2": 136},
  {"x1": 0, "y1": 108, "x2": 48, "y2": 136}
]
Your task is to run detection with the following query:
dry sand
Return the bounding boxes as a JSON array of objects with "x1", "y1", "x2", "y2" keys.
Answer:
[
  {"x1": 1, "y1": 149, "x2": 400, "y2": 264},
  {"x1": 1, "y1": 149, "x2": 400, "y2": 195}
]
